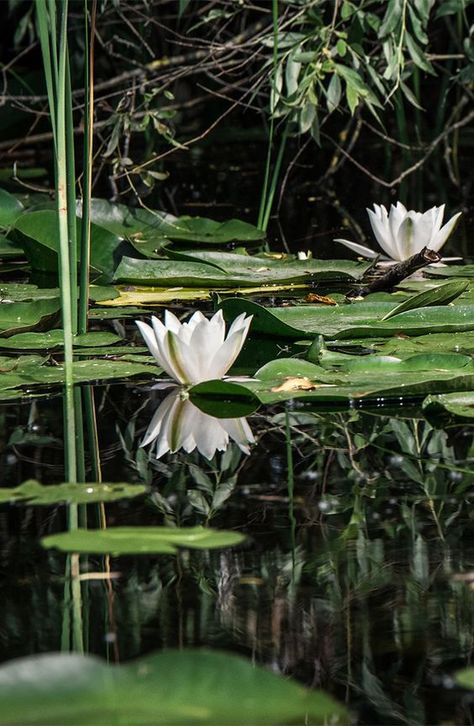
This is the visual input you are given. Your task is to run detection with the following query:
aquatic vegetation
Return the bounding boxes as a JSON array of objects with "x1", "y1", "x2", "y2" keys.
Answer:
[
  {"x1": 136, "y1": 309, "x2": 252, "y2": 386},
  {"x1": 142, "y1": 389, "x2": 254, "y2": 460},
  {"x1": 336, "y1": 203, "x2": 462, "y2": 261}
]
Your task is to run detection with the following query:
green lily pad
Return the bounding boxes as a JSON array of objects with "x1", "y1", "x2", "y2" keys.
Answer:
[
  {"x1": 89, "y1": 306, "x2": 153, "y2": 319},
  {"x1": 42, "y1": 526, "x2": 245, "y2": 554},
  {"x1": 0, "y1": 480, "x2": 146, "y2": 506},
  {"x1": 0, "y1": 188, "x2": 24, "y2": 227},
  {"x1": 191, "y1": 352, "x2": 474, "y2": 409},
  {"x1": 84, "y1": 198, "x2": 265, "y2": 246},
  {"x1": 0, "y1": 298, "x2": 60, "y2": 336},
  {"x1": 0, "y1": 330, "x2": 122, "y2": 350},
  {"x1": 13, "y1": 210, "x2": 136, "y2": 281},
  {"x1": 372, "y1": 331, "x2": 474, "y2": 357},
  {"x1": 0, "y1": 234, "x2": 24, "y2": 258},
  {"x1": 0, "y1": 283, "x2": 59, "y2": 302},
  {"x1": 380, "y1": 280, "x2": 469, "y2": 321},
  {"x1": 114, "y1": 256, "x2": 370, "y2": 289},
  {"x1": 425, "y1": 265, "x2": 474, "y2": 278},
  {"x1": 0, "y1": 356, "x2": 157, "y2": 398},
  {"x1": 220, "y1": 297, "x2": 474, "y2": 340},
  {"x1": 0, "y1": 649, "x2": 347, "y2": 725}
]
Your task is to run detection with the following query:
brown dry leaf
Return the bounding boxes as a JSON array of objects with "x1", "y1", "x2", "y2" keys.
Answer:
[
  {"x1": 304, "y1": 293, "x2": 337, "y2": 305},
  {"x1": 271, "y1": 376, "x2": 323, "y2": 393}
]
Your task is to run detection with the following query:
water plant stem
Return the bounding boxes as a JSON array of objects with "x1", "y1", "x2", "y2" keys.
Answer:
[
  {"x1": 257, "y1": 0, "x2": 279, "y2": 232},
  {"x1": 79, "y1": 0, "x2": 97, "y2": 335}
]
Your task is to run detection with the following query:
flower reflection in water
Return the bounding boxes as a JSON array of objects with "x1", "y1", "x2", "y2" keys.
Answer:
[{"x1": 142, "y1": 389, "x2": 255, "y2": 460}]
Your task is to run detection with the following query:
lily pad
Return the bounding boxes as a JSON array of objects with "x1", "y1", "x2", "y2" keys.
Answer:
[
  {"x1": 82, "y1": 198, "x2": 266, "y2": 246},
  {"x1": 380, "y1": 280, "x2": 469, "y2": 321},
  {"x1": 220, "y1": 297, "x2": 474, "y2": 340},
  {"x1": 42, "y1": 526, "x2": 245, "y2": 554},
  {"x1": 0, "y1": 480, "x2": 146, "y2": 506},
  {"x1": 0, "y1": 649, "x2": 347, "y2": 725},
  {"x1": 425, "y1": 265, "x2": 474, "y2": 278},
  {"x1": 114, "y1": 256, "x2": 370, "y2": 288},
  {"x1": 0, "y1": 234, "x2": 24, "y2": 258},
  {"x1": 0, "y1": 298, "x2": 59, "y2": 336},
  {"x1": 13, "y1": 210, "x2": 136, "y2": 281},
  {"x1": 0, "y1": 330, "x2": 122, "y2": 350},
  {"x1": 191, "y1": 353, "x2": 474, "y2": 409},
  {"x1": 0, "y1": 356, "x2": 157, "y2": 398},
  {"x1": 0, "y1": 188, "x2": 24, "y2": 227}
]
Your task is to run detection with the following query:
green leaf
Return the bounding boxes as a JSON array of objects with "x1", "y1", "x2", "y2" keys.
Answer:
[
  {"x1": 0, "y1": 330, "x2": 122, "y2": 351},
  {"x1": 42, "y1": 526, "x2": 245, "y2": 554},
  {"x1": 405, "y1": 32, "x2": 435, "y2": 74},
  {"x1": 220, "y1": 298, "x2": 474, "y2": 340},
  {"x1": 0, "y1": 298, "x2": 60, "y2": 336},
  {"x1": 0, "y1": 649, "x2": 347, "y2": 725},
  {"x1": 13, "y1": 210, "x2": 136, "y2": 281},
  {"x1": 84, "y1": 198, "x2": 265, "y2": 246},
  {"x1": 0, "y1": 233, "x2": 24, "y2": 258},
  {"x1": 0, "y1": 480, "x2": 146, "y2": 506},
  {"x1": 0, "y1": 188, "x2": 24, "y2": 227},
  {"x1": 191, "y1": 380, "x2": 260, "y2": 417},
  {"x1": 114, "y1": 255, "x2": 371, "y2": 288},
  {"x1": 380, "y1": 280, "x2": 469, "y2": 320},
  {"x1": 326, "y1": 73, "x2": 342, "y2": 113},
  {"x1": 455, "y1": 667, "x2": 474, "y2": 690}
]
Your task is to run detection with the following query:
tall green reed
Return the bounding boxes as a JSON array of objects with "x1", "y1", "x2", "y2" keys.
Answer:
[
  {"x1": 36, "y1": 1, "x2": 95, "y2": 486},
  {"x1": 257, "y1": 0, "x2": 287, "y2": 234}
]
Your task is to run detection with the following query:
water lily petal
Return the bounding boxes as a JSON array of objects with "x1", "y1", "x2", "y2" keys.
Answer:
[
  {"x1": 221, "y1": 417, "x2": 255, "y2": 454},
  {"x1": 226, "y1": 312, "x2": 252, "y2": 339},
  {"x1": 166, "y1": 331, "x2": 201, "y2": 384},
  {"x1": 150, "y1": 318, "x2": 184, "y2": 381},
  {"x1": 208, "y1": 309, "x2": 226, "y2": 346},
  {"x1": 209, "y1": 320, "x2": 252, "y2": 379},
  {"x1": 135, "y1": 320, "x2": 162, "y2": 364},
  {"x1": 395, "y1": 216, "x2": 416, "y2": 259},
  {"x1": 431, "y1": 210, "x2": 462, "y2": 251},
  {"x1": 334, "y1": 238, "x2": 380, "y2": 259},
  {"x1": 141, "y1": 392, "x2": 178, "y2": 447},
  {"x1": 188, "y1": 312, "x2": 227, "y2": 380},
  {"x1": 163, "y1": 310, "x2": 182, "y2": 334},
  {"x1": 368, "y1": 206, "x2": 397, "y2": 258},
  {"x1": 409, "y1": 210, "x2": 434, "y2": 253}
]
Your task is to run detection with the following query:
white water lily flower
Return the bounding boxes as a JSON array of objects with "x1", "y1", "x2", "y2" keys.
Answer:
[
  {"x1": 136, "y1": 309, "x2": 252, "y2": 385},
  {"x1": 142, "y1": 389, "x2": 255, "y2": 460},
  {"x1": 335, "y1": 202, "x2": 461, "y2": 261}
]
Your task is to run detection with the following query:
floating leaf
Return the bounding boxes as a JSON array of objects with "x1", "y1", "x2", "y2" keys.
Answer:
[
  {"x1": 0, "y1": 649, "x2": 347, "y2": 725},
  {"x1": 114, "y1": 256, "x2": 371, "y2": 288},
  {"x1": 0, "y1": 188, "x2": 24, "y2": 227},
  {"x1": 380, "y1": 280, "x2": 469, "y2": 321},
  {"x1": 13, "y1": 210, "x2": 136, "y2": 281},
  {"x1": 0, "y1": 234, "x2": 23, "y2": 258},
  {"x1": 0, "y1": 480, "x2": 146, "y2": 506},
  {"x1": 81, "y1": 198, "x2": 265, "y2": 245},
  {"x1": 220, "y1": 297, "x2": 474, "y2": 340},
  {"x1": 0, "y1": 330, "x2": 122, "y2": 350},
  {"x1": 42, "y1": 526, "x2": 245, "y2": 554},
  {"x1": 0, "y1": 298, "x2": 59, "y2": 336}
]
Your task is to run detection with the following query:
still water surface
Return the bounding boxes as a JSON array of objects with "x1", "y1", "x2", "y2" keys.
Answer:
[{"x1": 2, "y1": 381, "x2": 474, "y2": 724}]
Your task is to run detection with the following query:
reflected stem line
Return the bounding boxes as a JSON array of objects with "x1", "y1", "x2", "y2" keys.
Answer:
[{"x1": 285, "y1": 409, "x2": 296, "y2": 574}]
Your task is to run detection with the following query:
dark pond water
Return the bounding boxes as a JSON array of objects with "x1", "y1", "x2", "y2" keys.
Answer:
[
  {"x1": 2, "y1": 142, "x2": 474, "y2": 725},
  {"x1": 2, "y1": 380, "x2": 474, "y2": 724}
]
